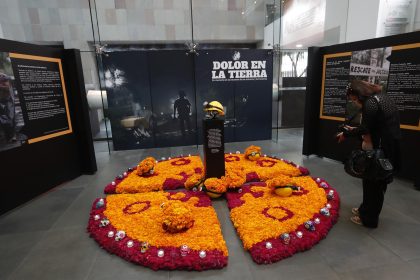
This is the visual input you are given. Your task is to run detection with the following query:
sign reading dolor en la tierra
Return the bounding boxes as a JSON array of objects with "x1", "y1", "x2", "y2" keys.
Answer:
[{"x1": 212, "y1": 51, "x2": 267, "y2": 81}]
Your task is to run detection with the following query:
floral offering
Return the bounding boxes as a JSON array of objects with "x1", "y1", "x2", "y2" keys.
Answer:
[
  {"x1": 203, "y1": 177, "x2": 228, "y2": 198},
  {"x1": 104, "y1": 155, "x2": 204, "y2": 194},
  {"x1": 88, "y1": 191, "x2": 228, "y2": 271},
  {"x1": 136, "y1": 157, "x2": 156, "y2": 176},
  {"x1": 162, "y1": 200, "x2": 195, "y2": 233},
  {"x1": 244, "y1": 145, "x2": 262, "y2": 161},
  {"x1": 226, "y1": 177, "x2": 339, "y2": 264}
]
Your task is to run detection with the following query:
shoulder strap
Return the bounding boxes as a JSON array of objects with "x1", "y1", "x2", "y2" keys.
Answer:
[{"x1": 371, "y1": 95, "x2": 383, "y2": 148}]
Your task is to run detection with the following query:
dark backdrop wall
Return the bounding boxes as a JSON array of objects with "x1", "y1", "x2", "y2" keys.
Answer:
[
  {"x1": 304, "y1": 31, "x2": 420, "y2": 184},
  {"x1": 102, "y1": 49, "x2": 273, "y2": 150},
  {"x1": 0, "y1": 39, "x2": 96, "y2": 214}
]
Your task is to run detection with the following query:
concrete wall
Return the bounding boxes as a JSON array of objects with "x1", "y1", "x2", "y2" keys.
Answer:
[{"x1": 0, "y1": 0, "x2": 266, "y2": 88}]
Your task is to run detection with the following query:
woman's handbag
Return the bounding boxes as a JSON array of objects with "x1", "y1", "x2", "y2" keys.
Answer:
[{"x1": 345, "y1": 148, "x2": 393, "y2": 183}]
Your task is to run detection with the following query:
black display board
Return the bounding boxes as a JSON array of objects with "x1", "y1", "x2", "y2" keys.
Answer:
[
  {"x1": 304, "y1": 31, "x2": 420, "y2": 184},
  {"x1": 102, "y1": 49, "x2": 273, "y2": 150},
  {"x1": 203, "y1": 119, "x2": 225, "y2": 178},
  {"x1": 0, "y1": 38, "x2": 96, "y2": 214}
]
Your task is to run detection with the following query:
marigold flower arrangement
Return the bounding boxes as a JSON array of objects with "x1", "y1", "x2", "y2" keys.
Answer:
[
  {"x1": 204, "y1": 177, "x2": 228, "y2": 194},
  {"x1": 94, "y1": 149, "x2": 339, "y2": 269},
  {"x1": 105, "y1": 156, "x2": 204, "y2": 194},
  {"x1": 88, "y1": 191, "x2": 228, "y2": 270},
  {"x1": 244, "y1": 145, "x2": 262, "y2": 161},
  {"x1": 266, "y1": 174, "x2": 293, "y2": 189},
  {"x1": 137, "y1": 157, "x2": 156, "y2": 176},
  {"x1": 162, "y1": 200, "x2": 195, "y2": 233},
  {"x1": 226, "y1": 176, "x2": 340, "y2": 264},
  {"x1": 184, "y1": 173, "x2": 204, "y2": 190},
  {"x1": 225, "y1": 153, "x2": 305, "y2": 182},
  {"x1": 225, "y1": 166, "x2": 246, "y2": 189}
]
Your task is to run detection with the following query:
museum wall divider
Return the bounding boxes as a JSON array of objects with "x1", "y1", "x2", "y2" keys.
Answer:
[
  {"x1": 0, "y1": 38, "x2": 96, "y2": 215},
  {"x1": 101, "y1": 49, "x2": 273, "y2": 150},
  {"x1": 304, "y1": 31, "x2": 420, "y2": 184}
]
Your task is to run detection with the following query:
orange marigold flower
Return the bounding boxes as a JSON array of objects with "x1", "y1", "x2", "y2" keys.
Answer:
[
  {"x1": 266, "y1": 175, "x2": 293, "y2": 189},
  {"x1": 244, "y1": 145, "x2": 262, "y2": 161},
  {"x1": 184, "y1": 173, "x2": 204, "y2": 190},
  {"x1": 225, "y1": 166, "x2": 246, "y2": 189},
  {"x1": 229, "y1": 177, "x2": 327, "y2": 249},
  {"x1": 103, "y1": 192, "x2": 228, "y2": 256},
  {"x1": 116, "y1": 156, "x2": 204, "y2": 194},
  {"x1": 204, "y1": 177, "x2": 228, "y2": 194},
  {"x1": 136, "y1": 157, "x2": 156, "y2": 176},
  {"x1": 162, "y1": 200, "x2": 195, "y2": 233}
]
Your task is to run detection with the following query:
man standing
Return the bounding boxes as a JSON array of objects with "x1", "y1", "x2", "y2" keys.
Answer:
[{"x1": 173, "y1": 90, "x2": 191, "y2": 137}]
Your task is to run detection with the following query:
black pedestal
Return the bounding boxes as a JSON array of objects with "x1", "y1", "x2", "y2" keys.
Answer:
[{"x1": 203, "y1": 119, "x2": 225, "y2": 178}]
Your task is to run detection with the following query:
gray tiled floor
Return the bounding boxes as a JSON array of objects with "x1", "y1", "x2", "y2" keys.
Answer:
[{"x1": 1, "y1": 128, "x2": 420, "y2": 280}]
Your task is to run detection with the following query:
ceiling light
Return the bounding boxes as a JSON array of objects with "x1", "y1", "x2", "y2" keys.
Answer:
[{"x1": 296, "y1": 44, "x2": 303, "y2": 48}]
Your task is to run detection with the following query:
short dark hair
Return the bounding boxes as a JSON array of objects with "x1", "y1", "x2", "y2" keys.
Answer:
[{"x1": 179, "y1": 90, "x2": 186, "y2": 97}]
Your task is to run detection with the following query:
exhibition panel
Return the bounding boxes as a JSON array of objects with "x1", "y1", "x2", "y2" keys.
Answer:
[
  {"x1": 101, "y1": 49, "x2": 273, "y2": 150},
  {"x1": 0, "y1": 38, "x2": 96, "y2": 215},
  {"x1": 304, "y1": 31, "x2": 420, "y2": 183}
]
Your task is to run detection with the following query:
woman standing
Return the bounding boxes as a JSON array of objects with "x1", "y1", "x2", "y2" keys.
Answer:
[{"x1": 337, "y1": 80, "x2": 401, "y2": 228}]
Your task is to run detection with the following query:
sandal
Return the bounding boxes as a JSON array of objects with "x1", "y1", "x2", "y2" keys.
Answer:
[
  {"x1": 351, "y1": 208, "x2": 359, "y2": 216},
  {"x1": 350, "y1": 216, "x2": 362, "y2": 225}
]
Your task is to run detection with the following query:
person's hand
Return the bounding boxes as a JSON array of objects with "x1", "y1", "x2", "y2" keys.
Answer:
[{"x1": 336, "y1": 132, "x2": 345, "y2": 143}]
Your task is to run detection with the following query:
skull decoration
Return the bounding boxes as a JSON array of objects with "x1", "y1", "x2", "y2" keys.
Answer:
[
  {"x1": 99, "y1": 218, "x2": 110, "y2": 227},
  {"x1": 140, "y1": 242, "x2": 150, "y2": 253},
  {"x1": 280, "y1": 233, "x2": 291, "y2": 245},
  {"x1": 115, "y1": 230, "x2": 126, "y2": 241},
  {"x1": 304, "y1": 221, "x2": 316, "y2": 232},
  {"x1": 180, "y1": 245, "x2": 190, "y2": 257},
  {"x1": 320, "y1": 207, "x2": 330, "y2": 217}
]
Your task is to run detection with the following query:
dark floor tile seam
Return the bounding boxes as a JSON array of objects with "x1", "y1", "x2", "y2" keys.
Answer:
[
  {"x1": 82, "y1": 250, "x2": 101, "y2": 280},
  {"x1": 335, "y1": 259, "x2": 413, "y2": 279},
  {"x1": 364, "y1": 232, "x2": 409, "y2": 263},
  {"x1": 5, "y1": 229, "x2": 52, "y2": 280},
  {"x1": 382, "y1": 202, "x2": 420, "y2": 225},
  {"x1": 37, "y1": 188, "x2": 87, "y2": 233},
  {"x1": 330, "y1": 257, "x2": 406, "y2": 277}
]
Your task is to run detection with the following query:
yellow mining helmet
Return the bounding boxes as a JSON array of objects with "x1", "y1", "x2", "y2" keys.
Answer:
[{"x1": 204, "y1": 101, "x2": 225, "y2": 116}]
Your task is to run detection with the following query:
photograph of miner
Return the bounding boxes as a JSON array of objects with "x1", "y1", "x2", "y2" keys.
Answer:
[
  {"x1": 148, "y1": 51, "x2": 197, "y2": 148},
  {"x1": 173, "y1": 90, "x2": 192, "y2": 137},
  {"x1": 0, "y1": 52, "x2": 27, "y2": 152},
  {"x1": 346, "y1": 47, "x2": 392, "y2": 125},
  {"x1": 151, "y1": 88, "x2": 196, "y2": 147}
]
